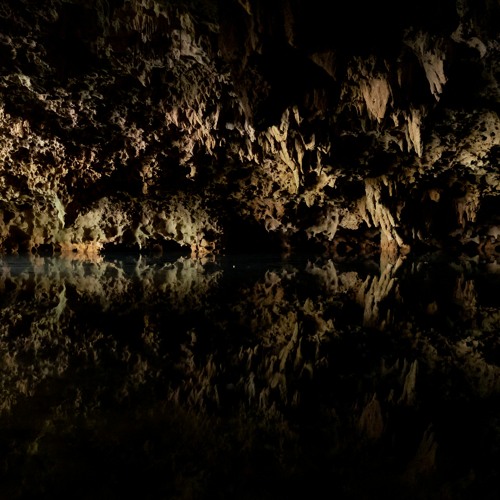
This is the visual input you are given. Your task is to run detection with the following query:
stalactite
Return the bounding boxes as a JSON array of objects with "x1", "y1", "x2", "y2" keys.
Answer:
[
  {"x1": 404, "y1": 107, "x2": 424, "y2": 157},
  {"x1": 455, "y1": 184, "x2": 480, "y2": 227},
  {"x1": 361, "y1": 76, "x2": 391, "y2": 123},
  {"x1": 306, "y1": 208, "x2": 339, "y2": 241},
  {"x1": 405, "y1": 31, "x2": 447, "y2": 100}
]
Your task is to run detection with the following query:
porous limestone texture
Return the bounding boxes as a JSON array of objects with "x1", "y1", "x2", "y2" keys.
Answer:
[{"x1": 0, "y1": 0, "x2": 499, "y2": 257}]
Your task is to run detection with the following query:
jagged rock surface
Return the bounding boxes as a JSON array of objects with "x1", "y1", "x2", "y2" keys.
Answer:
[{"x1": 0, "y1": 0, "x2": 499, "y2": 256}]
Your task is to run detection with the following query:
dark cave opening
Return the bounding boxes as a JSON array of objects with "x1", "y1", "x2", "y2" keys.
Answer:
[
  {"x1": 222, "y1": 217, "x2": 284, "y2": 254},
  {"x1": 477, "y1": 195, "x2": 500, "y2": 226}
]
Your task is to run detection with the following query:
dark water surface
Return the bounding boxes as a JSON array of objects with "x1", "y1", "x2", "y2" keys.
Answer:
[{"x1": 0, "y1": 253, "x2": 499, "y2": 499}]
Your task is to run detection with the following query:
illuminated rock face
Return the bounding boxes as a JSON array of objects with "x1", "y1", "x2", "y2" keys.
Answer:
[{"x1": 0, "y1": 0, "x2": 499, "y2": 257}]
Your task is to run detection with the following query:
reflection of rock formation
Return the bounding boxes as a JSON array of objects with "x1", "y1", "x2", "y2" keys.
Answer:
[
  {"x1": 0, "y1": 255, "x2": 221, "y2": 412},
  {"x1": 0, "y1": 255, "x2": 499, "y2": 498},
  {"x1": 358, "y1": 257, "x2": 403, "y2": 328}
]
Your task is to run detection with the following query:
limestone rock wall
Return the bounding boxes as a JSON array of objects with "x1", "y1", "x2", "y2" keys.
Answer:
[{"x1": 0, "y1": 0, "x2": 499, "y2": 256}]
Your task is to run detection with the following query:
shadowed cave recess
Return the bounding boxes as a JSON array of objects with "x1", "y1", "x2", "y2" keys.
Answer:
[{"x1": 0, "y1": 1, "x2": 500, "y2": 500}]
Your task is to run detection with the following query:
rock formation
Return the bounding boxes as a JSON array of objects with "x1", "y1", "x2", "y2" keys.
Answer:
[{"x1": 0, "y1": 0, "x2": 499, "y2": 259}]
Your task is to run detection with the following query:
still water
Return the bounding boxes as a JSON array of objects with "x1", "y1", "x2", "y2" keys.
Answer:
[{"x1": 0, "y1": 253, "x2": 498, "y2": 499}]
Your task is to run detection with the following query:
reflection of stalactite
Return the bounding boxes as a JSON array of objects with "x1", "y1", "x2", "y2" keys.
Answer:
[
  {"x1": 358, "y1": 393, "x2": 384, "y2": 440},
  {"x1": 453, "y1": 339, "x2": 500, "y2": 397},
  {"x1": 306, "y1": 259, "x2": 339, "y2": 293},
  {"x1": 358, "y1": 257, "x2": 402, "y2": 328},
  {"x1": 360, "y1": 177, "x2": 404, "y2": 247},
  {"x1": 0, "y1": 256, "x2": 222, "y2": 413},
  {"x1": 454, "y1": 276, "x2": 477, "y2": 321},
  {"x1": 405, "y1": 425, "x2": 438, "y2": 483},
  {"x1": 399, "y1": 359, "x2": 418, "y2": 405}
]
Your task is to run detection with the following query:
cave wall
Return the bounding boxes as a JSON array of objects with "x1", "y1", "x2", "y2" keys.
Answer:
[{"x1": 0, "y1": 0, "x2": 499, "y2": 257}]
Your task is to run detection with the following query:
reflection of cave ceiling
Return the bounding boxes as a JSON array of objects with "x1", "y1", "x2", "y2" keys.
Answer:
[{"x1": 0, "y1": 0, "x2": 499, "y2": 258}]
